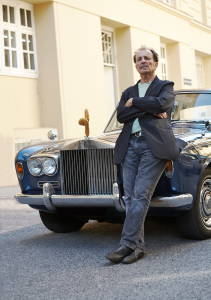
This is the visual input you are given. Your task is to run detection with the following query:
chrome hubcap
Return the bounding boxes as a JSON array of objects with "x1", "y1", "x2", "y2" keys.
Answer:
[{"x1": 200, "y1": 179, "x2": 211, "y2": 227}]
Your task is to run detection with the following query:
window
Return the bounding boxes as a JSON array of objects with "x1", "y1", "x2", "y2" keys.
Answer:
[
  {"x1": 22, "y1": 34, "x2": 35, "y2": 70},
  {"x1": 2, "y1": 5, "x2": 15, "y2": 23},
  {"x1": 3, "y1": 30, "x2": 17, "y2": 68},
  {"x1": 101, "y1": 27, "x2": 118, "y2": 121},
  {"x1": 160, "y1": 43, "x2": 168, "y2": 80},
  {"x1": 195, "y1": 56, "x2": 204, "y2": 88},
  {"x1": 20, "y1": 8, "x2": 32, "y2": 27},
  {"x1": 104, "y1": 111, "x2": 123, "y2": 133},
  {"x1": 15, "y1": 138, "x2": 47, "y2": 154},
  {"x1": 172, "y1": 94, "x2": 211, "y2": 121},
  {"x1": 0, "y1": 1, "x2": 38, "y2": 77},
  {"x1": 196, "y1": 63, "x2": 204, "y2": 88},
  {"x1": 163, "y1": 0, "x2": 173, "y2": 6},
  {"x1": 102, "y1": 31, "x2": 114, "y2": 66}
]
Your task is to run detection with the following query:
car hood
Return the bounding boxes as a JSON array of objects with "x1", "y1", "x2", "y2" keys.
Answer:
[
  {"x1": 16, "y1": 124, "x2": 211, "y2": 160},
  {"x1": 16, "y1": 133, "x2": 120, "y2": 161}
]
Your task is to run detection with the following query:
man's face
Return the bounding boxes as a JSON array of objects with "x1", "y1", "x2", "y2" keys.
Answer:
[{"x1": 135, "y1": 49, "x2": 158, "y2": 76}]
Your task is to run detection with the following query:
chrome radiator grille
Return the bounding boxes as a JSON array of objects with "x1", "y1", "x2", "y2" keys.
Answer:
[{"x1": 60, "y1": 149, "x2": 117, "y2": 195}]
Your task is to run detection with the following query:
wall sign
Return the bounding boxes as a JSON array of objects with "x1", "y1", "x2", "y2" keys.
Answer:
[{"x1": 184, "y1": 78, "x2": 192, "y2": 85}]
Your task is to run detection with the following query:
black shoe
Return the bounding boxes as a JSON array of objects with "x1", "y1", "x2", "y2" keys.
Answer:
[
  {"x1": 122, "y1": 250, "x2": 146, "y2": 264},
  {"x1": 105, "y1": 245, "x2": 132, "y2": 263}
]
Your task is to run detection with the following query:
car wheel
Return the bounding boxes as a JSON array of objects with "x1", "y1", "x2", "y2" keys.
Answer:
[
  {"x1": 176, "y1": 169, "x2": 211, "y2": 240},
  {"x1": 39, "y1": 211, "x2": 86, "y2": 233}
]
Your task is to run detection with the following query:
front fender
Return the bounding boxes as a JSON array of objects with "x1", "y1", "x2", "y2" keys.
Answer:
[
  {"x1": 181, "y1": 150, "x2": 208, "y2": 208},
  {"x1": 195, "y1": 157, "x2": 211, "y2": 194}
]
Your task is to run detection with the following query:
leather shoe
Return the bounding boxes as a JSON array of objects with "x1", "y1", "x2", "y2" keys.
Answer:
[
  {"x1": 122, "y1": 250, "x2": 146, "y2": 264},
  {"x1": 105, "y1": 245, "x2": 132, "y2": 263}
]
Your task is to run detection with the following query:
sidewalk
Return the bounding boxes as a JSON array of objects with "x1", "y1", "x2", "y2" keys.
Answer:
[
  {"x1": 0, "y1": 185, "x2": 20, "y2": 197},
  {"x1": 0, "y1": 185, "x2": 33, "y2": 211},
  {"x1": 0, "y1": 185, "x2": 41, "y2": 234}
]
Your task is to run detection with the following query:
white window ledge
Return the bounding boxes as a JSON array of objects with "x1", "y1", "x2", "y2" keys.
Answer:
[{"x1": 0, "y1": 71, "x2": 38, "y2": 79}]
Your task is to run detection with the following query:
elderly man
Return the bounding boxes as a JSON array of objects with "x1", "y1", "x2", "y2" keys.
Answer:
[{"x1": 105, "y1": 46, "x2": 180, "y2": 264}]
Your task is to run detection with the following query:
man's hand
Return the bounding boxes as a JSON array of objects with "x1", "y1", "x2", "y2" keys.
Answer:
[
  {"x1": 125, "y1": 98, "x2": 133, "y2": 107},
  {"x1": 154, "y1": 112, "x2": 167, "y2": 119}
]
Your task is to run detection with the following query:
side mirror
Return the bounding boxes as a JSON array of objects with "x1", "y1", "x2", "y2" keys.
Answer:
[
  {"x1": 47, "y1": 130, "x2": 57, "y2": 140},
  {"x1": 207, "y1": 125, "x2": 211, "y2": 132}
]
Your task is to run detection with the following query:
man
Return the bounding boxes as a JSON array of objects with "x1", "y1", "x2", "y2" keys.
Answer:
[{"x1": 105, "y1": 46, "x2": 180, "y2": 264}]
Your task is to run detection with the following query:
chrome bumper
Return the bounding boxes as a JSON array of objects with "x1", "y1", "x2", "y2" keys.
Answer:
[{"x1": 14, "y1": 183, "x2": 193, "y2": 213}]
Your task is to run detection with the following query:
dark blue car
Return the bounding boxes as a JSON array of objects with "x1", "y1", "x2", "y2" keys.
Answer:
[{"x1": 15, "y1": 90, "x2": 211, "y2": 240}]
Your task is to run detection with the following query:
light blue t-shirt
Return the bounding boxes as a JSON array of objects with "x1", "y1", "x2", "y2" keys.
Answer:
[{"x1": 131, "y1": 81, "x2": 152, "y2": 134}]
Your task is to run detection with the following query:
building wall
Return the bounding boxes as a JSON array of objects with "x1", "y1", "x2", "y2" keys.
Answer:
[
  {"x1": 130, "y1": 27, "x2": 162, "y2": 83},
  {"x1": 189, "y1": 0, "x2": 202, "y2": 22},
  {"x1": 166, "y1": 43, "x2": 182, "y2": 88},
  {"x1": 53, "y1": 0, "x2": 211, "y2": 91},
  {"x1": 0, "y1": 76, "x2": 40, "y2": 185},
  {"x1": 34, "y1": 2, "x2": 66, "y2": 139},
  {"x1": 203, "y1": 56, "x2": 211, "y2": 88},
  {"x1": 207, "y1": 0, "x2": 211, "y2": 26},
  {"x1": 115, "y1": 27, "x2": 134, "y2": 95},
  {"x1": 52, "y1": 3, "x2": 108, "y2": 138}
]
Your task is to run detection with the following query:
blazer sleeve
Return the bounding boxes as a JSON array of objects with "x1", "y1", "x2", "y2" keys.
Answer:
[
  {"x1": 117, "y1": 89, "x2": 145, "y2": 124},
  {"x1": 132, "y1": 83, "x2": 175, "y2": 114}
]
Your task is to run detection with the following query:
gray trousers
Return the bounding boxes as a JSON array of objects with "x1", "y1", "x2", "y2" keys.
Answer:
[{"x1": 120, "y1": 135, "x2": 167, "y2": 251}]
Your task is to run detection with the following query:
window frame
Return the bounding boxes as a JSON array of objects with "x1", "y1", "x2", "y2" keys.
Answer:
[
  {"x1": 101, "y1": 29, "x2": 115, "y2": 67},
  {"x1": 0, "y1": 0, "x2": 38, "y2": 78},
  {"x1": 160, "y1": 43, "x2": 168, "y2": 80},
  {"x1": 3, "y1": 27, "x2": 19, "y2": 70},
  {"x1": 101, "y1": 25, "x2": 119, "y2": 106}
]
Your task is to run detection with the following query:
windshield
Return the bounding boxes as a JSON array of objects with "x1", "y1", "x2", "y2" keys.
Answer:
[
  {"x1": 104, "y1": 111, "x2": 123, "y2": 133},
  {"x1": 104, "y1": 93, "x2": 211, "y2": 133},
  {"x1": 172, "y1": 93, "x2": 211, "y2": 121}
]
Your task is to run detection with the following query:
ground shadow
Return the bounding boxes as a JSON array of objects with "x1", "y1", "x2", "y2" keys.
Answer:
[{"x1": 21, "y1": 216, "x2": 201, "y2": 259}]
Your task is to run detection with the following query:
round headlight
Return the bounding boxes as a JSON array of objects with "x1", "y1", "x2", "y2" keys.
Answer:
[
  {"x1": 28, "y1": 159, "x2": 42, "y2": 176},
  {"x1": 43, "y1": 158, "x2": 57, "y2": 175}
]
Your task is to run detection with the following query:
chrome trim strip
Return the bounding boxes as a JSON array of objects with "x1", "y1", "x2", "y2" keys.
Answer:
[
  {"x1": 38, "y1": 181, "x2": 60, "y2": 188},
  {"x1": 30, "y1": 154, "x2": 59, "y2": 160},
  {"x1": 14, "y1": 193, "x2": 193, "y2": 211}
]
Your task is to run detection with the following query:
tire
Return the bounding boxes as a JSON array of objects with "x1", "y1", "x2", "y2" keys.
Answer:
[
  {"x1": 176, "y1": 169, "x2": 211, "y2": 239},
  {"x1": 39, "y1": 211, "x2": 85, "y2": 233}
]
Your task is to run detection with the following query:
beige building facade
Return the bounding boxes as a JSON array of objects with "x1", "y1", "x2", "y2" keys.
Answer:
[{"x1": 1, "y1": 0, "x2": 211, "y2": 186}]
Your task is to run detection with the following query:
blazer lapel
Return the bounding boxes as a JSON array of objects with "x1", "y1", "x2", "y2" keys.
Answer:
[
  {"x1": 132, "y1": 76, "x2": 160, "y2": 97},
  {"x1": 131, "y1": 80, "x2": 140, "y2": 97},
  {"x1": 145, "y1": 76, "x2": 160, "y2": 96}
]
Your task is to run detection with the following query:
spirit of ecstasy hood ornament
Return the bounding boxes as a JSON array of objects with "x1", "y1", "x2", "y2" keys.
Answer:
[{"x1": 78, "y1": 109, "x2": 90, "y2": 137}]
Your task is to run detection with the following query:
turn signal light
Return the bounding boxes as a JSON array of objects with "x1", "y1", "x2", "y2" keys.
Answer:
[
  {"x1": 16, "y1": 162, "x2": 24, "y2": 180},
  {"x1": 165, "y1": 160, "x2": 174, "y2": 178}
]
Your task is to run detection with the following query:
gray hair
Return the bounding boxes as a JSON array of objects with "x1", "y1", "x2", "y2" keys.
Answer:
[{"x1": 133, "y1": 45, "x2": 159, "y2": 63}]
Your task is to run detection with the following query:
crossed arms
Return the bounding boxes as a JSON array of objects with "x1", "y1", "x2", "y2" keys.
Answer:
[{"x1": 117, "y1": 83, "x2": 175, "y2": 124}]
